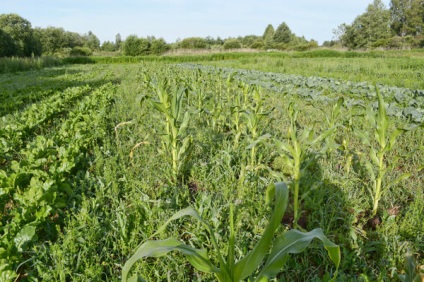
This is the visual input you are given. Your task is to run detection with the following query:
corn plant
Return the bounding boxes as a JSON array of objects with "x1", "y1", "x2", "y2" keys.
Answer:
[
  {"x1": 140, "y1": 76, "x2": 192, "y2": 182},
  {"x1": 122, "y1": 182, "x2": 340, "y2": 282},
  {"x1": 354, "y1": 87, "x2": 411, "y2": 216},
  {"x1": 242, "y1": 85, "x2": 273, "y2": 167},
  {"x1": 274, "y1": 103, "x2": 336, "y2": 228},
  {"x1": 397, "y1": 249, "x2": 424, "y2": 282}
]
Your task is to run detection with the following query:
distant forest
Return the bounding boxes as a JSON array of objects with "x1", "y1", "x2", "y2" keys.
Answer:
[{"x1": 1, "y1": 0, "x2": 423, "y2": 57}]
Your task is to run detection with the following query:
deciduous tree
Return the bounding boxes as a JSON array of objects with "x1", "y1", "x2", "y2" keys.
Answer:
[
  {"x1": 390, "y1": 0, "x2": 424, "y2": 36},
  {"x1": 342, "y1": 0, "x2": 391, "y2": 49},
  {"x1": 273, "y1": 22, "x2": 293, "y2": 44},
  {"x1": 0, "y1": 14, "x2": 41, "y2": 57}
]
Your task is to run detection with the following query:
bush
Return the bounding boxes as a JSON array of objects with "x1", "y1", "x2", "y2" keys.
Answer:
[
  {"x1": 250, "y1": 39, "x2": 264, "y2": 49},
  {"x1": 223, "y1": 39, "x2": 242, "y2": 50},
  {"x1": 70, "y1": 46, "x2": 92, "y2": 56},
  {"x1": 179, "y1": 37, "x2": 207, "y2": 49},
  {"x1": 150, "y1": 38, "x2": 170, "y2": 55},
  {"x1": 123, "y1": 35, "x2": 150, "y2": 56}
]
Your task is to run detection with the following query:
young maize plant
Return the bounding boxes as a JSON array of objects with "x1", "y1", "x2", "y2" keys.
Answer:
[
  {"x1": 355, "y1": 87, "x2": 411, "y2": 216},
  {"x1": 140, "y1": 76, "x2": 192, "y2": 182},
  {"x1": 242, "y1": 85, "x2": 273, "y2": 168},
  {"x1": 122, "y1": 182, "x2": 340, "y2": 282},
  {"x1": 274, "y1": 103, "x2": 336, "y2": 228}
]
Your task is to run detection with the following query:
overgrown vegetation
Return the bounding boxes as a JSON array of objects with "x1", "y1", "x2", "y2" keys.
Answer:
[{"x1": 0, "y1": 57, "x2": 423, "y2": 281}]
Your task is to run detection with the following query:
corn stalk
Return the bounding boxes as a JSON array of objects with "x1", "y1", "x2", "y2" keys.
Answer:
[
  {"x1": 140, "y1": 76, "x2": 192, "y2": 182},
  {"x1": 354, "y1": 87, "x2": 410, "y2": 216}
]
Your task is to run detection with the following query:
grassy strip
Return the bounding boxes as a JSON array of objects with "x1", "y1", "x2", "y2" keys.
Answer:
[{"x1": 0, "y1": 56, "x2": 63, "y2": 74}]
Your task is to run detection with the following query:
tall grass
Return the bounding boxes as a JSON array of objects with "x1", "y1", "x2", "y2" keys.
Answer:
[{"x1": 0, "y1": 56, "x2": 62, "y2": 74}]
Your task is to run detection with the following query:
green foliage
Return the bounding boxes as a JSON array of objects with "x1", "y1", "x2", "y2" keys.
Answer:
[
  {"x1": 0, "y1": 56, "x2": 62, "y2": 73},
  {"x1": 122, "y1": 183, "x2": 340, "y2": 282},
  {"x1": 273, "y1": 103, "x2": 336, "y2": 227},
  {"x1": 0, "y1": 13, "x2": 41, "y2": 57},
  {"x1": 342, "y1": 0, "x2": 391, "y2": 49},
  {"x1": 35, "y1": 26, "x2": 68, "y2": 54},
  {"x1": 139, "y1": 74, "x2": 192, "y2": 182},
  {"x1": 390, "y1": 0, "x2": 424, "y2": 37},
  {"x1": 0, "y1": 58, "x2": 422, "y2": 281},
  {"x1": 223, "y1": 39, "x2": 242, "y2": 50},
  {"x1": 0, "y1": 28, "x2": 16, "y2": 57},
  {"x1": 123, "y1": 35, "x2": 150, "y2": 56},
  {"x1": 179, "y1": 37, "x2": 208, "y2": 49},
  {"x1": 69, "y1": 46, "x2": 93, "y2": 56},
  {"x1": 336, "y1": 0, "x2": 424, "y2": 49},
  {"x1": 273, "y1": 22, "x2": 293, "y2": 44},
  {"x1": 354, "y1": 87, "x2": 412, "y2": 215},
  {"x1": 150, "y1": 38, "x2": 170, "y2": 55},
  {"x1": 101, "y1": 40, "x2": 118, "y2": 52},
  {"x1": 83, "y1": 31, "x2": 100, "y2": 51},
  {"x1": 262, "y1": 24, "x2": 275, "y2": 41},
  {"x1": 0, "y1": 75, "x2": 116, "y2": 279},
  {"x1": 397, "y1": 249, "x2": 424, "y2": 282}
]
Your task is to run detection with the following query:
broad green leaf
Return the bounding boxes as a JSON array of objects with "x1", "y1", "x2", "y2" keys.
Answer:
[
  {"x1": 0, "y1": 262, "x2": 17, "y2": 282},
  {"x1": 152, "y1": 207, "x2": 209, "y2": 237},
  {"x1": 149, "y1": 206, "x2": 230, "y2": 277},
  {"x1": 14, "y1": 224, "x2": 36, "y2": 252},
  {"x1": 121, "y1": 238, "x2": 219, "y2": 282},
  {"x1": 234, "y1": 182, "x2": 288, "y2": 281},
  {"x1": 257, "y1": 228, "x2": 340, "y2": 281}
]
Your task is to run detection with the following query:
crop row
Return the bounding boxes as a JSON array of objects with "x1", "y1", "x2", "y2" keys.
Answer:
[
  {"x1": 0, "y1": 85, "x2": 94, "y2": 164},
  {"x1": 0, "y1": 65, "x2": 115, "y2": 117},
  {"x1": 178, "y1": 64, "x2": 424, "y2": 123},
  {"x1": 120, "y1": 63, "x2": 423, "y2": 280},
  {"x1": 0, "y1": 83, "x2": 116, "y2": 281}
]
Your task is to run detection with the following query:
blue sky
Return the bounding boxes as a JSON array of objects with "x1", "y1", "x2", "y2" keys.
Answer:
[{"x1": 1, "y1": 0, "x2": 391, "y2": 44}]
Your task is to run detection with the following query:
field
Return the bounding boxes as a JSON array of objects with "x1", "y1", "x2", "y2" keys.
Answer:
[{"x1": 0, "y1": 52, "x2": 423, "y2": 281}]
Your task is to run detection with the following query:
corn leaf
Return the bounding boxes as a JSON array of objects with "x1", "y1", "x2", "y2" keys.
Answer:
[
  {"x1": 121, "y1": 238, "x2": 219, "y2": 282},
  {"x1": 246, "y1": 134, "x2": 271, "y2": 150},
  {"x1": 275, "y1": 140, "x2": 296, "y2": 158},
  {"x1": 376, "y1": 87, "x2": 388, "y2": 148},
  {"x1": 354, "y1": 129, "x2": 371, "y2": 146},
  {"x1": 369, "y1": 147, "x2": 380, "y2": 167},
  {"x1": 257, "y1": 228, "x2": 340, "y2": 281},
  {"x1": 234, "y1": 182, "x2": 288, "y2": 281}
]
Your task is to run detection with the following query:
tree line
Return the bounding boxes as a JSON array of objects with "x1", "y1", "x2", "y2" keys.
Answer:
[
  {"x1": 1, "y1": 0, "x2": 423, "y2": 58},
  {"x1": 0, "y1": 14, "x2": 104, "y2": 57},
  {"x1": 326, "y1": 0, "x2": 424, "y2": 49},
  {"x1": 0, "y1": 13, "x2": 319, "y2": 58}
]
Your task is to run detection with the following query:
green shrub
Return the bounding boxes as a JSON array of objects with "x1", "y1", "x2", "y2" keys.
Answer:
[
  {"x1": 150, "y1": 38, "x2": 170, "y2": 55},
  {"x1": 69, "y1": 46, "x2": 92, "y2": 56},
  {"x1": 179, "y1": 37, "x2": 208, "y2": 49},
  {"x1": 223, "y1": 39, "x2": 242, "y2": 50},
  {"x1": 250, "y1": 39, "x2": 264, "y2": 49},
  {"x1": 123, "y1": 35, "x2": 151, "y2": 56}
]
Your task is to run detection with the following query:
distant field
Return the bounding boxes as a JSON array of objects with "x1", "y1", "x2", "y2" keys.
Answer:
[
  {"x1": 1, "y1": 53, "x2": 423, "y2": 280},
  {"x1": 200, "y1": 50, "x2": 424, "y2": 90}
]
